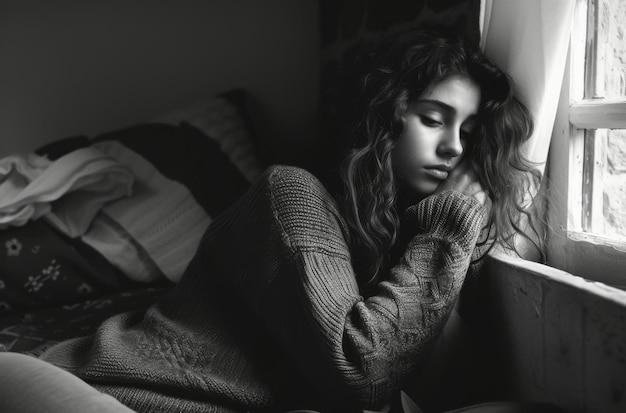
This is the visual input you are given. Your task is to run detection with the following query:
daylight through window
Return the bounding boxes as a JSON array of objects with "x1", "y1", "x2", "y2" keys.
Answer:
[{"x1": 569, "y1": 0, "x2": 626, "y2": 246}]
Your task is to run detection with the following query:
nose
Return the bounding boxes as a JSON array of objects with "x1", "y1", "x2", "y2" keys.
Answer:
[{"x1": 437, "y1": 128, "x2": 464, "y2": 158}]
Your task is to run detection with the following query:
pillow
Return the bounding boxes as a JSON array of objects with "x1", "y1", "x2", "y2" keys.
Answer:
[
  {"x1": 41, "y1": 90, "x2": 267, "y2": 280},
  {"x1": 150, "y1": 89, "x2": 263, "y2": 184},
  {"x1": 35, "y1": 89, "x2": 265, "y2": 218},
  {"x1": 5, "y1": 89, "x2": 266, "y2": 291}
]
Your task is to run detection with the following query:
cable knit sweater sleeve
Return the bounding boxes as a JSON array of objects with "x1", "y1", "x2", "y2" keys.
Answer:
[
  {"x1": 38, "y1": 165, "x2": 486, "y2": 413},
  {"x1": 250, "y1": 166, "x2": 486, "y2": 409}
]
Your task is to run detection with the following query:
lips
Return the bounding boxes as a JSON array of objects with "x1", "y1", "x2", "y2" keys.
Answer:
[{"x1": 424, "y1": 165, "x2": 452, "y2": 180}]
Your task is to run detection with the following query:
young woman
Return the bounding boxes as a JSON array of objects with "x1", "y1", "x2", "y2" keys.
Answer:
[{"x1": 0, "y1": 27, "x2": 548, "y2": 413}]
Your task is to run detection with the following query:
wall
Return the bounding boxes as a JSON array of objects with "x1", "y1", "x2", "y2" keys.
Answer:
[
  {"x1": 0, "y1": 1, "x2": 319, "y2": 161},
  {"x1": 479, "y1": 253, "x2": 626, "y2": 413}
]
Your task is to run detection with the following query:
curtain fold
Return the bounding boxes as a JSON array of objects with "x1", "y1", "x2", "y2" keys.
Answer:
[{"x1": 480, "y1": 0, "x2": 575, "y2": 173}]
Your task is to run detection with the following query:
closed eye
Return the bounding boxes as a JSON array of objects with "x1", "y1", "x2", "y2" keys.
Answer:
[{"x1": 419, "y1": 115, "x2": 443, "y2": 127}]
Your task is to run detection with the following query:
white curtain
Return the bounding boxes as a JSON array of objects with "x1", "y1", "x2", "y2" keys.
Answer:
[{"x1": 480, "y1": 0, "x2": 576, "y2": 174}]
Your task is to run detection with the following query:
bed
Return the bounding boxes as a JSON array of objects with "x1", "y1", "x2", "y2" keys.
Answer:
[{"x1": 0, "y1": 89, "x2": 265, "y2": 355}]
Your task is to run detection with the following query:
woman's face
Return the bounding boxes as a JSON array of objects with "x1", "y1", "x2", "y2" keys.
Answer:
[{"x1": 391, "y1": 74, "x2": 481, "y2": 202}]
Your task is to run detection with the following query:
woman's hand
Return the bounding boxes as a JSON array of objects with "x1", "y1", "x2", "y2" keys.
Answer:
[{"x1": 434, "y1": 159, "x2": 489, "y2": 206}]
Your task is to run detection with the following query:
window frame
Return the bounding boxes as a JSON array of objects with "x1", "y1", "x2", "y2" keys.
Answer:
[{"x1": 546, "y1": 0, "x2": 626, "y2": 289}]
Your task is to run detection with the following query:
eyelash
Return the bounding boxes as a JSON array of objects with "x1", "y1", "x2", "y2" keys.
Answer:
[
  {"x1": 419, "y1": 115, "x2": 475, "y2": 140},
  {"x1": 420, "y1": 115, "x2": 442, "y2": 127}
]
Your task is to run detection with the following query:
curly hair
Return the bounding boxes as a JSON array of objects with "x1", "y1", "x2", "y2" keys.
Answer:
[{"x1": 338, "y1": 26, "x2": 543, "y2": 289}]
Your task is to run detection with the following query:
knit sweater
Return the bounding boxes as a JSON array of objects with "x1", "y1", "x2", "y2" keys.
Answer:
[{"x1": 40, "y1": 165, "x2": 486, "y2": 413}]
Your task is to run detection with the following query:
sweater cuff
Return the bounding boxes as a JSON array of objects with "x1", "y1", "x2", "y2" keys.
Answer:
[{"x1": 413, "y1": 190, "x2": 486, "y2": 246}]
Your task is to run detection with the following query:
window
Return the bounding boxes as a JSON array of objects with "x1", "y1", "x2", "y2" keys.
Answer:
[{"x1": 547, "y1": 0, "x2": 626, "y2": 289}]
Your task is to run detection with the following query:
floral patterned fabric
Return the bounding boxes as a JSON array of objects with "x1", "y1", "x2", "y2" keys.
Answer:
[
  {"x1": 0, "y1": 219, "x2": 129, "y2": 315},
  {"x1": 0, "y1": 218, "x2": 171, "y2": 355}
]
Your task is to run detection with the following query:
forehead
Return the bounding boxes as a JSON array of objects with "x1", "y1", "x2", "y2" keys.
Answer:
[{"x1": 419, "y1": 75, "x2": 481, "y2": 115}]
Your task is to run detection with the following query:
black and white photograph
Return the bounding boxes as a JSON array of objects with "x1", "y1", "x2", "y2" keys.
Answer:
[{"x1": 0, "y1": 1, "x2": 624, "y2": 412}]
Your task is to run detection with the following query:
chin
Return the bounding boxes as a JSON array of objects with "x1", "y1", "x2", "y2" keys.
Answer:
[
  {"x1": 405, "y1": 187, "x2": 436, "y2": 204},
  {"x1": 409, "y1": 182, "x2": 438, "y2": 201},
  {"x1": 396, "y1": 175, "x2": 438, "y2": 203}
]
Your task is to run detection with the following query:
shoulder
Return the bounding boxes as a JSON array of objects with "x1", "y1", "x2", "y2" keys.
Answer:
[
  {"x1": 261, "y1": 165, "x2": 333, "y2": 200},
  {"x1": 262, "y1": 166, "x2": 351, "y2": 256},
  {"x1": 263, "y1": 164, "x2": 322, "y2": 186},
  {"x1": 261, "y1": 165, "x2": 340, "y2": 216}
]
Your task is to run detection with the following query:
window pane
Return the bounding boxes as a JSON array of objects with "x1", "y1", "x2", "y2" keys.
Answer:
[
  {"x1": 583, "y1": 128, "x2": 626, "y2": 241},
  {"x1": 585, "y1": 0, "x2": 626, "y2": 99}
]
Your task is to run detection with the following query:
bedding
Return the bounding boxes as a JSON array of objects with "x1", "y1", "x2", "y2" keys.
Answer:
[{"x1": 0, "y1": 89, "x2": 265, "y2": 355}]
